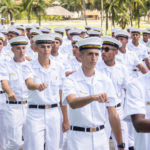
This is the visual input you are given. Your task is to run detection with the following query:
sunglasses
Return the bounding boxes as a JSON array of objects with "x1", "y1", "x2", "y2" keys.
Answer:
[{"x1": 100, "y1": 47, "x2": 117, "y2": 52}]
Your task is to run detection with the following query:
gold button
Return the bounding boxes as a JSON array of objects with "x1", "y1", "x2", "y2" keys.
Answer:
[
  {"x1": 146, "y1": 102, "x2": 150, "y2": 105},
  {"x1": 45, "y1": 105, "x2": 51, "y2": 109},
  {"x1": 21, "y1": 101, "x2": 27, "y2": 104},
  {"x1": 90, "y1": 128, "x2": 97, "y2": 132}
]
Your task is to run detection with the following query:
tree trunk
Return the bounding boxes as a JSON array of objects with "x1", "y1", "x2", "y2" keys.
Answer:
[
  {"x1": 82, "y1": 0, "x2": 87, "y2": 25},
  {"x1": 112, "y1": 11, "x2": 115, "y2": 28},
  {"x1": 9, "y1": 13, "x2": 13, "y2": 21},
  {"x1": 129, "y1": 3, "x2": 133, "y2": 26},
  {"x1": 137, "y1": 3, "x2": 140, "y2": 28},
  {"x1": 38, "y1": 15, "x2": 41, "y2": 26},
  {"x1": 106, "y1": 10, "x2": 108, "y2": 35},
  {"x1": 100, "y1": 0, "x2": 103, "y2": 28},
  {"x1": 27, "y1": 11, "x2": 31, "y2": 23}
]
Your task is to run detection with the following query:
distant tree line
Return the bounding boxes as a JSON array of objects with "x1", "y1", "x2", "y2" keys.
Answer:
[{"x1": 0, "y1": 0, "x2": 150, "y2": 29}]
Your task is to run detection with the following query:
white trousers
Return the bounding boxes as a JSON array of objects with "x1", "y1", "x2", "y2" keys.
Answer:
[
  {"x1": 23, "y1": 107, "x2": 61, "y2": 150},
  {"x1": 4, "y1": 103, "x2": 27, "y2": 150},
  {"x1": 127, "y1": 121, "x2": 135, "y2": 147},
  {"x1": 133, "y1": 113, "x2": 150, "y2": 150},
  {"x1": 0, "y1": 94, "x2": 6, "y2": 150},
  {"x1": 67, "y1": 129, "x2": 109, "y2": 150},
  {"x1": 105, "y1": 106, "x2": 128, "y2": 150}
]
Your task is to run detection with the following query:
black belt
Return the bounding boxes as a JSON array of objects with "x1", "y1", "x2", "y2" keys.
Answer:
[
  {"x1": 0, "y1": 91, "x2": 5, "y2": 94},
  {"x1": 70, "y1": 125, "x2": 104, "y2": 132},
  {"x1": 28, "y1": 104, "x2": 58, "y2": 109},
  {"x1": 115, "y1": 103, "x2": 121, "y2": 108},
  {"x1": 133, "y1": 69, "x2": 139, "y2": 72},
  {"x1": 6, "y1": 100, "x2": 27, "y2": 104}
]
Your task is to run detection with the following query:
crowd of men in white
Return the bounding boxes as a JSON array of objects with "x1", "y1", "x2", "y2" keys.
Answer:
[{"x1": 0, "y1": 18, "x2": 150, "y2": 150}]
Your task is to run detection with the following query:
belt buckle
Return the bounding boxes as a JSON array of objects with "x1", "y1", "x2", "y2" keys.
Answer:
[
  {"x1": 21, "y1": 101, "x2": 26, "y2": 104},
  {"x1": 147, "y1": 102, "x2": 150, "y2": 105},
  {"x1": 90, "y1": 128, "x2": 97, "y2": 132},
  {"x1": 45, "y1": 105, "x2": 51, "y2": 109}
]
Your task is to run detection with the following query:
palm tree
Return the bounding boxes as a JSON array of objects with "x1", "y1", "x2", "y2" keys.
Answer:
[
  {"x1": 21, "y1": 0, "x2": 34, "y2": 23},
  {"x1": 0, "y1": 0, "x2": 21, "y2": 21},
  {"x1": 22, "y1": 0, "x2": 49, "y2": 25}
]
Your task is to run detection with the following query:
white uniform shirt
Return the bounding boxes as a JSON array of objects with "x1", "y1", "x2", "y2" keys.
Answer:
[
  {"x1": 59, "y1": 40, "x2": 73, "y2": 57},
  {"x1": 116, "y1": 50, "x2": 142, "y2": 80},
  {"x1": 0, "y1": 58, "x2": 6, "y2": 108},
  {"x1": 139, "y1": 39, "x2": 150, "y2": 58},
  {"x1": 50, "y1": 52, "x2": 67, "y2": 67},
  {"x1": 124, "y1": 72, "x2": 150, "y2": 150},
  {"x1": 63, "y1": 67, "x2": 116, "y2": 127},
  {"x1": 25, "y1": 46, "x2": 38, "y2": 61},
  {"x1": 0, "y1": 59, "x2": 28, "y2": 101},
  {"x1": 127, "y1": 42, "x2": 149, "y2": 61},
  {"x1": 2, "y1": 43, "x2": 14, "y2": 60},
  {"x1": 23, "y1": 59, "x2": 65, "y2": 105},
  {"x1": 96, "y1": 61, "x2": 128, "y2": 106},
  {"x1": 65, "y1": 56, "x2": 81, "y2": 72}
]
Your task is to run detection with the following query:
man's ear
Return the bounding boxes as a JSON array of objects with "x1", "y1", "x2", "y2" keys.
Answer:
[{"x1": 11, "y1": 47, "x2": 14, "y2": 53}]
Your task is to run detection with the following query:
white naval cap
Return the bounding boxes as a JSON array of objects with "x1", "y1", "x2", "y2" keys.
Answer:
[
  {"x1": 33, "y1": 24, "x2": 40, "y2": 29},
  {"x1": 0, "y1": 28, "x2": 7, "y2": 35},
  {"x1": 92, "y1": 27, "x2": 103, "y2": 32},
  {"x1": 142, "y1": 29, "x2": 150, "y2": 34},
  {"x1": 8, "y1": 27, "x2": 21, "y2": 35},
  {"x1": 87, "y1": 30, "x2": 101, "y2": 37},
  {"x1": 115, "y1": 30, "x2": 130, "y2": 38},
  {"x1": 51, "y1": 33, "x2": 63, "y2": 42},
  {"x1": 15, "y1": 25, "x2": 25, "y2": 31},
  {"x1": 76, "y1": 37, "x2": 103, "y2": 51},
  {"x1": 9, "y1": 36, "x2": 28, "y2": 46},
  {"x1": 80, "y1": 29, "x2": 86, "y2": 33},
  {"x1": 11, "y1": 20, "x2": 15, "y2": 23},
  {"x1": 130, "y1": 28, "x2": 141, "y2": 34},
  {"x1": 30, "y1": 28, "x2": 41, "y2": 35},
  {"x1": 43, "y1": 26, "x2": 51, "y2": 31},
  {"x1": 26, "y1": 25, "x2": 33, "y2": 30},
  {"x1": 85, "y1": 25, "x2": 91, "y2": 30},
  {"x1": 1, "y1": 18, "x2": 5, "y2": 20},
  {"x1": 72, "y1": 36, "x2": 83, "y2": 44},
  {"x1": 111, "y1": 28, "x2": 121, "y2": 33},
  {"x1": 40, "y1": 28, "x2": 50, "y2": 34},
  {"x1": 146, "y1": 28, "x2": 150, "y2": 31},
  {"x1": 102, "y1": 36, "x2": 122, "y2": 49},
  {"x1": 54, "y1": 27, "x2": 65, "y2": 34},
  {"x1": 65, "y1": 26, "x2": 72, "y2": 31},
  {"x1": 68, "y1": 29, "x2": 81, "y2": 36},
  {"x1": 126, "y1": 26, "x2": 132, "y2": 31},
  {"x1": 0, "y1": 33, "x2": 5, "y2": 41},
  {"x1": 33, "y1": 34, "x2": 54, "y2": 45}
]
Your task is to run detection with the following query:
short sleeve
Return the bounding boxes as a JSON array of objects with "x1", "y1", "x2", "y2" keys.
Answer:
[
  {"x1": 143, "y1": 47, "x2": 149, "y2": 59},
  {"x1": 59, "y1": 64, "x2": 66, "y2": 90},
  {"x1": 62, "y1": 77, "x2": 76, "y2": 105},
  {"x1": 133, "y1": 52, "x2": 142, "y2": 66},
  {"x1": 22, "y1": 63, "x2": 34, "y2": 80},
  {"x1": 0, "y1": 61, "x2": 9, "y2": 80},
  {"x1": 105, "y1": 79, "x2": 117, "y2": 107},
  {"x1": 122, "y1": 65, "x2": 129, "y2": 89},
  {"x1": 124, "y1": 80, "x2": 146, "y2": 121}
]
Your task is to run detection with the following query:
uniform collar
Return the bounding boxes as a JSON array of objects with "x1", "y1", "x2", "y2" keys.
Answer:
[
  {"x1": 32, "y1": 58, "x2": 56, "y2": 71},
  {"x1": 76, "y1": 67, "x2": 103, "y2": 83}
]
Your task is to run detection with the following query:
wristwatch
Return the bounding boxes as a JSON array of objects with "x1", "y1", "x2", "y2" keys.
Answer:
[{"x1": 117, "y1": 143, "x2": 125, "y2": 148}]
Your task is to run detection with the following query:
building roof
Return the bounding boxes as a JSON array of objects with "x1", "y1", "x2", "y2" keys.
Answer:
[
  {"x1": 46, "y1": 6, "x2": 73, "y2": 17},
  {"x1": 85, "y1": 10, "x2": 100, "y2": 16}
]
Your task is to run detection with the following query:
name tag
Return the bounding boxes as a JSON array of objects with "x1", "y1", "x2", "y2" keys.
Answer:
[
  {"x1": 34, "y1": 75, "x2": 40, "y2": 79},
  {"x1": 80, "y1": 90, "x2": 88, "y2": 94},
  {"x1": 9, "y1": 73, "x2": 16, "y2": 76}
]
